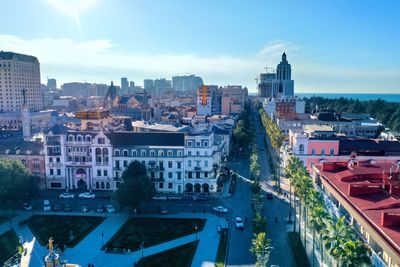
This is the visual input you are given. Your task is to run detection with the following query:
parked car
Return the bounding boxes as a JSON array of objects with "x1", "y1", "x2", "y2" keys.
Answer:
[
  {"x1": 235, "y1": 217, "x2": 244, "y2": 230},
  {"x1": 22, "y1": 202, "x2": 32, "y2": 211},
  {"x1": 158, "y1": 204, "x2": 168, "y2": 214},
  {"x1": 106, "y1": 204, "x2": 115, "y2": 213},
  {"x1": 167, "y1": 196, "x2": 182, "y2": 200},
  {"x1": 59, "y1": 192, "x2": 75, "y2": 199},
  {"x1": 43, "y1": 200, "x2": 51, "y2": 212},
  {"x1": 54, "y1": 204, "x2": 62, "y2": 212},
  {"x1": 81, "y1": 204, "x2": 89, "y2": 213},
  {"x1": 266, "y1": 192, "x2": 274, "y2": 200},
  {"x1": 64, "y1": 204, "x2": 72, "y2": 212},
  {"x1": 78, "y1": 192, "x2": 96, "y2": 199},
  {"x1": 193, "y1": 195, "x2": 207, "y2": 201},
  {"x1": 213, "y1": 206, "x2": 228, "y2": 214},
  {"x1": 96, "y1": 205, "x2": 104, "y2": 213},
  {"x1": 152, "y1": 195, "x2": 167, "y2": 200}
]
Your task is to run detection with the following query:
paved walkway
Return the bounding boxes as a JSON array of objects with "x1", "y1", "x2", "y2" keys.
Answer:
[{"x1": 0, "y1": 211, "x2": 221, "y2": 267}]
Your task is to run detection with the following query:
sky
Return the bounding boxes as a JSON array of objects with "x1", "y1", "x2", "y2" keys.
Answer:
[{"x1": 0, "y1": 0, "x2": 399, "y2": 93}]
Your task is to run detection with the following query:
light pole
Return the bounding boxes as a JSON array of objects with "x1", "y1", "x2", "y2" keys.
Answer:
[
  {"x1": 195, "y1": 224, "x2": 198, "y2": 241},
  {"x1": 140, "y1": 241, "x2": 144, "y2": 259},
  {"x1": 100, "y1": 232, "x2": 104, "y2": 248}
]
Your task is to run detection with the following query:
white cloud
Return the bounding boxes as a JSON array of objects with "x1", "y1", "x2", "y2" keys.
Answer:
[{"x1": 0, "y1": 34, "x2": 398, "y2": 93}]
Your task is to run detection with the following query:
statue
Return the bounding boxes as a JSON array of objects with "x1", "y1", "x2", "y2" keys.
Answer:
[
  {"x1": 48, "y1": 237, "x2": 54, "y2": 252},
  {"x1": 21, "y1": 88, "x2": 27, "y2": 105}
]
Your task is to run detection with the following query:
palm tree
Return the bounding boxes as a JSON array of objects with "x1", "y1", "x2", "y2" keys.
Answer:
[
  {"x1": 335, "y1": 240, "x2": 371, "y2": 267},
  {"x1": 308, "y1": 204, "x2": 327, "y2": 267},
  {"x1": 284, "y1": 156, "x2": 303, "y2": 224},
  {"x1": 250, "y1": 232, "x2": 272, "y2": 267}
]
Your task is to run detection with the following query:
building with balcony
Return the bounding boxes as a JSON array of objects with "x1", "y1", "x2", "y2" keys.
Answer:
[
  {"x1": 282, "y1": 125, "x2": 400, "y2": 174},
  {"x1": 313, "y1": 160, "x2": 400, "y2": 267}
]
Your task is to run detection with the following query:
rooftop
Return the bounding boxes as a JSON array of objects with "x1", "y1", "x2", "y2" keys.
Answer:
[
  {"x1": 315, "y1": 160, "x2": 400, "y2": 258},
  {"x1": 304, "y1": 124, "x2": 335, "y2": 133},
  {"x1": 0, "y1": 140, "x2": 43, "y2": 155},
  {"x1": 0, "y1": 51, "x2": 39, "y2": 63},
  {"x1": 105, "y1": 132, "x2": 185, "y2": 147}
]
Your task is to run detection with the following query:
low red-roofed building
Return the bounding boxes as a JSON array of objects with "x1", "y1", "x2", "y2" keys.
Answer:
[{"x1": 313, "y1": 159, "x2": 400, "y2": 266}]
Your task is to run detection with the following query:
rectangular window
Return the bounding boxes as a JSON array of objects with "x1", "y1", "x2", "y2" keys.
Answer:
[
  {"x1": 104, "y1": 170, "x2": 108, "y2": 176},
  {"x1": 205, "y1": 161, "x2": 208, "y2": 167},
  {"x1": 49, "y1": 169, "x2": 54, "y2": 175},
  {"x1": 151, "y1": 172, "x2": 155, "y2": 179},
  {"x1": 159, "y1": 182, "x2": 164, "y2": 189},
  {"x1": 168, "y1": 183, "x2": 173, "y2": 189},
  {"x1": 159, "y1": 172, "x2": 164, "y2": 179},
  {"x1": 196, "y1": 171, "x2": 200, "y2": 179},
  {"x1": 204, "y1": 172, "x2": 208, "y2": 178},
  {"x1": 188, "y1": 160, "x2": 192, "y2": 167},
  {"x1": 321, "y1": 149, "x2": 326, "y2": 156},
  {"x1": 168, "y1": 172, "x2": 173, "y2": 179},
  {"x1": 33, "y1": 162, "x2": 40, "y2": 170},
  {"x1": 57, "y1": 169, "x2": 61, "y2": 175},
  {"x1": 196, "y1": 142, "x2": 201, "y2": 147},
  {"x1": 177, "y1": 162, "x2": 182, "y2": 169},
  {"x1": 330, "y1": 149, "x2": 335, "y2": 156},
  {"x1": 177, "y1": 172, "x2": 181, "y2": 180},
  {"x1": 123, "y1": 160, "x2": 128, "y2": 167},
  {"x1": 168, "y1": 161, "x2": 172, "y2": 168},
  {"x1": 311, "y1": 148, "x2": 316, "y2": 155},
  {"x1": 188, "y1": 171, "x2": 192, "y2": 178},
  {"x1": 97, "y1": 170, "x2": 101, "y2": 176}
]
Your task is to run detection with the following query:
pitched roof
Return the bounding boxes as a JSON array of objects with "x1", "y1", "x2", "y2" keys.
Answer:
[
  {"x1": 105, "y1": 132, "x2": 185, "y2": 147},
  {"x1": 0, "y1": 141, "x2": 43, "y2": 155},
  {"x1": 46, "y1": 124, "x2": 70, "y2": 134}
]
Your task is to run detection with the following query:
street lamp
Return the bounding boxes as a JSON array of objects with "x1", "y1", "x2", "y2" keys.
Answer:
[
  {"x1": 140, "y1": 241, "x2": 144, "y2": 259},
  {"x1": 195, "y1": 224, "x2": 198, "y2": 241},
  {"x1": 100, "y1": 232, "x2": 104, "y2": 248}
]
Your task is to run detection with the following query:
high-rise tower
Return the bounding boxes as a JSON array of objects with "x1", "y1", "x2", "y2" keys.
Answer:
[{"x1": 21, "y1": 88, "x2": 31, "y2": 141}]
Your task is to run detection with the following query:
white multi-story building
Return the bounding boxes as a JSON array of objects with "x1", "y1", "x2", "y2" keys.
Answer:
[
  {"x1": 0, "y1": 51, "x2": 42, "y2": 111},
  {"x1": 43, "y1": 125, "x2": 225, "y2": 194}
]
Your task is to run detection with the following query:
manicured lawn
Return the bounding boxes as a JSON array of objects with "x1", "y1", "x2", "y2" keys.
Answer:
[
  {"x1": 137, "y1": 241, "x2": 199, "y2": 267},
  {"x1": 0, "y1": 215, "x2": 8, "y2": 225},
  {"x1": 105, "y1": 218, "x2": 205, "y2": 250},
  {"x1": 0, "y1": 230, "x2": 21, "y2": 264},
  {"x1": 215, "y1": 229, "x2": 228, "y2": 267},
  {"x1": 288, "y1": 232, "x2": 311, "y2": 267},
  {"x1": 27, "y1": 215, "x2": 104, "y2": 248}
]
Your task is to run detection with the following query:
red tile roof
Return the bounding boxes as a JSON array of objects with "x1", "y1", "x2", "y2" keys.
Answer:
[{"x1": 315, "y1": 161, "x2": 400, "y2": 255}]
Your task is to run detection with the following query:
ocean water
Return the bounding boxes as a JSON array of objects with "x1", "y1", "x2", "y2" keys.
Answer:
[{"x1": 296, "y1": 93, "x2": 400, "y2": 103}]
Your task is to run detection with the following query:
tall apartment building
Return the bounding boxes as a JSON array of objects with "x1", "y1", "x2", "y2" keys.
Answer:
[
  {"x1": 0, "y1": 51, "x2": 42, "y2": 111},
  {"x1": 172, "y1": 75, "x2": 203, "y2": 92},
  {"x1": 258, "y1": 52, "x2": 294, "y2": 98}
]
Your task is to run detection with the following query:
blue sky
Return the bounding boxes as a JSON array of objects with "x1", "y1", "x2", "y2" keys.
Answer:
[{"x1": 1, "y1": 0, "x2": 399, "y2": 93}]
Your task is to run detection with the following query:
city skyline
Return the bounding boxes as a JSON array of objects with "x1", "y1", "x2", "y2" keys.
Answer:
[{"x1": 1, "y1": 0, "x2": 399, "y2": 93}]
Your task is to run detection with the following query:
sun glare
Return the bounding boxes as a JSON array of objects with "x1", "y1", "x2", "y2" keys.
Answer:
[{"x1": 47, "y1": 0, "x2": 96, "y2": 25}]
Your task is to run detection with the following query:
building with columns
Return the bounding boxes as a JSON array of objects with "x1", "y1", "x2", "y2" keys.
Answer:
[{"x1": 43, "y1": 124, "x2": 225, "y2": 193}]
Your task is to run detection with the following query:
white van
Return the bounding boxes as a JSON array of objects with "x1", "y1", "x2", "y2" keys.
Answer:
[{"x1": 43, "y1": 200, "x2": 51, "y2": 211}]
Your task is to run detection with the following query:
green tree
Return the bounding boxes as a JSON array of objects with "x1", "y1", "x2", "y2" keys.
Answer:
[
  {"x1": 115, "y1": 160, "x2": 155, "y2": 211},
  {"x1": 0, "y1": 158, "x2": 38, "y2": 207},
  {"x1": 284, "y1": 156, "x2": 303, "y2": 223},
  {"x1": 252, "y1": 213, "x2": 267, "y2": 234},
  {"x1": 321, "y1": 217, "x2": 371, "y2": 267},
  {"x1": 250, "y1": 232, "x2": 271, "y2": 267}
]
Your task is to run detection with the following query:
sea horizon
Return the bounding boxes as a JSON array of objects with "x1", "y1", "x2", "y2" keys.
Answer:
[{"x1": 249, "y1": 92, "x2": 400, "y2": 102}]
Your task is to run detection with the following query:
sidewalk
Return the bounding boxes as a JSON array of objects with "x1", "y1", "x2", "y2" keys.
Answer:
[{"x1": 0, "y1": 211, "x2": 222, "y2": 267}]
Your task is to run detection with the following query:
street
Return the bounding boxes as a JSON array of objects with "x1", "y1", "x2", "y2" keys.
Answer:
[{"x1": 223, "y1": 107, "x2": 294, "y2": 267}]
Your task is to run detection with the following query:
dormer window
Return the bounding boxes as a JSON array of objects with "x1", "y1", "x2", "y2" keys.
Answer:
[
  {"x1": 85, "y1": 135, "x2": 92, "y2": 142},
  {"x1": 68, "y1": 135, "x2": 74, "y2": 142}
]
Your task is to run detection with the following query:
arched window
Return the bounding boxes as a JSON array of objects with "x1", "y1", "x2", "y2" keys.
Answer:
[
  {"x1": 77, "y1": 135, "x2": 82, "y2": 141},
  {"x1": 96, "y1": 182, "x2": 100, "y2": 189},
  {"x1": 123, "y1": 149, "x2": 128, "y2": 157},
  {"x1": 85, "y1": 135, "x2": 92, "y2": 142},
  {"x1": 21, "y1": 159, "x2": 27, "y2": 166},
  {"x1": 299, "y1": 144, "x2": 304, "y2": 154},
  {"x1": 141, "y1": 150, "x2": 146, "y2": 157},
  {"x1": 132, "y1": 150, "x2": 137, "y2": 157},
  {"x1": 101, "y1": 182, "x2": 105, "y2": 189},
  {"x1": 167, "y1": 150, "x2": 173, "y2": 157},
  {"x1": 106, "y1": 182, "x2": 110, "y2": 189},
  {"x1": 114, "y1": 149, "x2": 120, "y2": 156},
  {"x1": 150, "y1": 150, "x2": 155, "y2": 157},
  {"x1": 68, "y1": 135, "x2": 74, "y2": 141},
  {"x1": 158, "y1": 150, "x2": 164, "y2": 157},
  {"x1": 102, "y1": 148, "x2": 108, "y2": 156}
]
